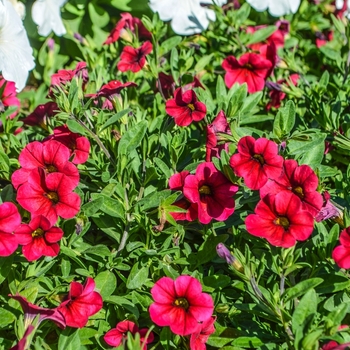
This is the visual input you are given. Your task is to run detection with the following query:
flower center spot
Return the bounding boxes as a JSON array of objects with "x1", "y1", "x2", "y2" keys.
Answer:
[
  {"x1": 32, "y1": 228, "x2": 44, "y2": 238},
  {"x1": 46, "y1": 191, "x2": 59, "y2": 204},
  {"x1": 187, "y1": 103, "x2": 195, "y2": 111},
  {"x1": 252, "y1": 154, "x2": 265, "y2": 165},
  {"x1": 275, "y1": 216, "x2": 290, "y2": 229},
  {"x1": 244, "y1": 63, "x2": 253, "y2": 70},
  {"x1": 199, "y1": 185, "x2": 212, "y2": 195},
  {"x1": 174, "y1": 297, "x2": 189, "y2": 310},
  {"x1": 46, "y1": 164, "x2": 57, "y2": 173},
  {"x1": 293, "y1": 186, "x2": 304, "y2": 199}
]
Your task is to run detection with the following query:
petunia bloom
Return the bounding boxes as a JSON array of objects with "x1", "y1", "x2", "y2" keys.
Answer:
[
  {"x1": 22, "y1": 101, "x2": 58, "y2": 127},
  {"x1": 104, "y1": 320, "x2": 154, "y2": 349},
  {"x1": 149, "y1": 275, "x2": 214, "y2": 336},
  {"x1": 50, "y1": 62, "x2": 88, "y2": 89},
  {"x1": 10, "y1": 325, "x2": 34, "y2": 350},
  {"x1": 246, "y1": 0, "x2": 301, "y2": 17},
  {"x1": 206, "y1": 110, "x2": 231, "y2": 162},
  {"x1": 157, "y1": 72, "x2": 175, "y2": 99},
  {"x1": 0, "y1": 76, "x2": 20, "y2": 118},
  {"x1": 245, "y1": 192, "x2": 314, "y2": 248},
  {"x1": 183, "y1": 162, "x2": 238, "y2": 224},
  {"x1": 57, "y1": 277, "x2": 103, "y2": 328},
  {"x1": 165, "y1": 87, "x2": 206, "y2": 126},
  {"x1": 332, "y1": 227, "x2": 350, "y2": 269},
  {"x1": 149, "y1": 0, "x2": 227, "y2": 36},
  {"x1": 44, "y1": 125, "x2": 90, "y2": 164},
  {"x1": 11, "y1": 139, "x2": 80, "y2": 189},
  {"x1": 16, "y1": 168, "x2": 81, "y2": 226},
  {"x1": 0, "y1": 202, "x2": 21, "y2": 256},
  {"x1": 259, "y1": 159, "x2": 323, "y2": 217},
  {"x1": 14, "y1": 215, "x2": 63, "y2": 261},
  {"x1": 222, "y1": 53, "x2": 273, "y2": 93},
  {"x1": 32, "y1": 0, "x2": 67, "y2": 36},
  {"x1": 0, "y1": 0, "x2": 35, "y2": 91},
  {"x1": 230, "y1": 136, "x2": 284, "y2": 190},
  {"x1": 104, "y1": 12, "x2": 151, "y2": 44},
  {"x1": 117, "y1": 41, "x2": 153, "y2": 73},
  {"x1": 190, "y1": 316, "x2": 216, "y2": 350}
]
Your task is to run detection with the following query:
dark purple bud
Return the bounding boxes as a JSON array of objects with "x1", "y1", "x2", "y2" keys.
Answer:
[
  {"x1": 216, "y1": 243, "x2": 235, "y2": 265},
  {"x1": 74, "y1": 32, "x2": 84, "y2": 44},
  {"x1": 265, "y1": 81, "x2": 282, "y2": 91},
  {"x1": 47, "y1": 38, "x2": 55, "y2": 51}
]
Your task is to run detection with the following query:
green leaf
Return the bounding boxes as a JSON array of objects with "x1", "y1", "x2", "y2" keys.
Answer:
[
  {"x1": 81, "y1": 196, "x2": 104, "y2": 216},
  {"x1": 118, "y1": 120, "x2": 148, "y2": 155},
  {"x1": 66, "y1": 119, "x2": 88, "y2": 136},
  {"x1": 0, "y1": 255, "x2": 13, "y2": 284},
  {"x1": 105, "y1": 296, "x2": 140, "y2": 317},
  {"x1": 99, "y1": 109, "x2": 131, "y2": 132},
  {"x1": 0, "y1": 308, "x2": 16, "y2": 328},
  {"x1": 58, "y1": 328, "x2": 81, "y2": 350},
  {"x1": 283, "y1": 278, "x2": 323, "y2": 302},
  {"x1": 245, "y1": 26, "x2": 277, "y2": 45},
  {"x1": 126, "y1": 263, "x2": 149, "y2": 290},
  {"x1": 91, "y1": 193, "x2": 124, "y2": 219},
  {"x1": 94, "y1": 271, "x2": 117, "y2": 299},
  {"x1": 273, "y1": 100, "x2": 296, "y2": 139},
  {"x1": 160, "y1": 36, "x2": 182, "y2": 55}
]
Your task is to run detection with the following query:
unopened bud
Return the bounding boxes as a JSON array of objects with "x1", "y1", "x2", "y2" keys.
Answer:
[
  {"x1": 215, "y1": 303, "x2": 230, "y2": 313},
  {"x1": 216, "y1": 243, "x2": 243, "y2": 272}
]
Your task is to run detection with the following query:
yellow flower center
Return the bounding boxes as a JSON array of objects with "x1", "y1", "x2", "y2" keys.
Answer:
[
  {"x1": 187, "y1": 103, "x2": 195, "y2": 111},
  {"x1": 252, "y1": 154, "x2": 265, "y2": 165},
  {"x1": 46, "y1": 191, "x2": 59, "y2": 204},
  {"x1": 32, "y1": 228, "x2": 44, "y2": 238},
  {"x1": 46, "y1": 164, "x2": 57, "y2": 173},
  {"x1": 275, "y1": 216, "x2": 290, "y2": 229},
  {"x1": 174, "y1": 297, "x2": 189, "y2": 310},
  {"x1": 293, "y1": 186, "x2": 304, "y2": 199},
  {"x1": 199, "y1": 185, "x2": 211, "y2": 195}
]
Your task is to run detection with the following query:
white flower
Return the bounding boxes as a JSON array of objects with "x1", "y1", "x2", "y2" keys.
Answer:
[
  {"x1": 335, "y1": 0, "x2": 350, "y2": 18},
  {"x1": 8, "y1": 0, "x2": 25, "y2": 19},
  {"x1": 149, "y1": 0, "x2": 227, "y2": 36},
  {"x1": 31, "y1": 0, "x2": 67, "y2": 37},
  {"x1": 0, "y1": 0, "x2": 35, "y2": 91},
  {"x1": 246, "y1": 0, "x2": 301, "y2": 17}
]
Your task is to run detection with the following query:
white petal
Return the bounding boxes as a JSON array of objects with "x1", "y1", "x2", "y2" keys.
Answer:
[
  {"x1": 32, "y1": 0, "x2": 66, "y2": 37},
  {"x1": 0, "y1": 0, "x2": 35, "y2": 91},
  {"x1": 336, "y1": 0, "x2": 344, "y2": 9},
  {"x1": 245, "y1": 0, "x2": 269, "y2": 12},
  {"x1": 149, "y1": 0, "x2": 177, "y2": 21},
  {"x1": 287, "y1": 0, "x2": 301, "y2": 14}
]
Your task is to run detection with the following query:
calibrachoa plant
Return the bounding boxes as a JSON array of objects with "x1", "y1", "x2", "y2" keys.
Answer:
[{"x1": 2, "y1": 0, "x2": 350, "y2": 349}]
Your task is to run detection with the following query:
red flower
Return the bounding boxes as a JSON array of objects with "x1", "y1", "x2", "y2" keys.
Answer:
[
  {"x1": 332, "y1": 227, "x2": 350, "y2": 269},
  {"x1": 206, "y1": 110, "x2": 231, "y2": 162},
  {"x1": 266, "y1": 74, "x2": 299, "y2": 110},
  {"x1": 14, "y1": 215, "x2": 63, "y2": 261},
  {"x1": 230, "y1": 136, "x2": 284, "y2": 190},
  {"x1": 222, "y1": 52, "x2": 273, "y2": 93},
  {"x1": 260, "y1": 159, "x2": 323, "y2": 217},
  {"x1": 104, "y1": 12, "x2": 151, "y2": 44},
  {"x1": 45, "y1": 125, "x2": 90, "y2": 164},
  {"x1": 22, "y1": 102, "x2": 58, "y2": 127},
  {"x1": 0, "y1": 76, "x2": 20, "y2": 118},
  {"x1": 0, "y1": 202, "x2": 21, "y2": 256},
  {"x1": 149, "y1": 275, "x2": 214, "y2": 336},
  {"x1": 104, "y1": 320, "x2": 154, "y2": 349},
  {"x1": 183, "y1": 162, "x2": 238, "y2": 224},
  {"x1": 10, "y1": 325, "x2": 34, "y2": 350},
  {"x1": 169, "y1": 171, "x2": 198, "y2": 221},
  {"x1": 51, "y1": 62, "x2": 88, "y2": 88},
  {"x1": 190, "y1": 316, "x2": 216, "y2": 350},
  {"x1": 165, "y1": 88, "x2": 206, "y2": 126},
  {"x1": 245, "y1": 192, "x2": 314, "y2": 248},
  {"x1": 117, "y1": 41, "x2": 153, "y2": 73},
  {"x1": 321, "y1": 341, "x2": 350, "y2": 350},
  {"x1": 16, "y1": 168, "x2": 81, "y2": 226},
  {"x1": 316, "y1": 30, "x2": 333, "y2": 48},
  {"x1": 157, "y1": 72, "x2": 175, "y2": 99},
  {"x1": 57, "y1": 277, "x2": 103, "y2": 328},
  {"x1": 11, "y1": 140, "x2": 80, "y2": 190}
]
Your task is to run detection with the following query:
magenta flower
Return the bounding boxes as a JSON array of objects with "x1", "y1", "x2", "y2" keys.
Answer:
[
  {"x1": 104, "y1": 320, "x2": 154, "y2": 349},
  {"x1": 10, "y1": 325, "x2": 35, "y2": 350},
  {"x1": 22, "y1": 102, "x2": 58, "y2": 127},
  {"x1": 332, "y1": 227, "x2": 350, "y2": 269},
  {"x1": 230, "y1": 136, "x2": 284, "y2": 190},
  {"x1": 14, "y1": 215, "x2": 63, "y2": 261},
  {"x1": 149, "y1": 275, "x2": 214, "y2": 336},
  {"x1": 57, "y1": 277, "x2": 103, "y2": 328},
  {"x1": 183, "y1": 162, "x2": 238, "y2": 224},
  {"x1": 0, "y1": 202, "x2": 21, "y2": 256},
  {"x1": 190, "y1": 316, "x2": 216, "y2": 350}
]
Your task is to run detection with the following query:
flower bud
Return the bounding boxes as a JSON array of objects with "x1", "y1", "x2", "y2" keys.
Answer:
[{"x1": 216, "y1": 243, "x2": 243, "y2": 272}]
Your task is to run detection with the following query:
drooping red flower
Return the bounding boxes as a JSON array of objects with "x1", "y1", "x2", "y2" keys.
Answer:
[
  {"x1": 230, "y1": 136, "x2": 284, "y2": 190},
  {"x1": 51, "y1": 62, "x2": 88, "y2": 88},
  {"x1": 16, "y1": 168, "x2": 81, "y2": 226},
  {"x1": 57, "y1": 277, "x2": 103, "y2": 328},
  {"x1": 14, "y1": 215, "x2": 63, "y2": 261},
  {"x1": 169, "y1": 171, "x2": 198, "y2": 221},
  {"x1": 190, "y1": 316, "x2": 216, "y2": 350},
  {"x1": 266, "y1": 74, "x2": 299, "y2": 110},
  {"x1": 183, "y1": 162, "x2": 238, "y2": 224},
  {"x1": 10, "y1": 325, "x2": 35, "y2": 350},
  {"x1": 332, "y1": 227, "x2": 350, "y2": 269},
  {"x1": 165, "y1": 88, "x2": 206, "y2": 126},
  {"x1": 206, "y1": 110, "x2": 231, "y2": 162},
  {"x1": 117, "y1": 41, "x2": 153, "y2": 73},
  {"x1": 222, "y1": 52, "x2": 273, "y2": 93},
  {"x1": 149, "y1": 275, "x2": 214, "y2": 336},
  {"x1": 104, "y1": 12, "x2": 151, "y2": 45},
  {"x1": 157, "y1": 72, "x2": 176, "y2": 99},
  {"x1": 0, "y1": 76, "x2": 20, "y2": 118},
  {"x1": 260, "y1": 159, "x2": 323, "y2": 217},
  {"x1": 245, "y1": 192, "x2": 314, "y2": 248},
  {"x1": 11, "y1": 140, "x2": 80, "y2": 189},
  {"x1": 0, "y1": 202, "x2": 21, "y2": 256},
  {"x1": 22, "y1": 102, "x2": 58, "y2": 127},
  {"x1": 45, "y1": 125, "x2": 90, "y2": 164},
  {"x1": 104, "y1": 320, "x2": 154, "y2": 349}
]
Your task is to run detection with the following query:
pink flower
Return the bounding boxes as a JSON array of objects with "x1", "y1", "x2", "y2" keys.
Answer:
[
  {"x1": 0, "y1": 202, "x2": 21, "y2": 256},
  {"x1": 22, "y1": 102, "x2": 58, "y2": 127},
  {"x1": 165, "y1": 88, "x2": 206, "y2": 127},
  {"x1": 117, "y1": 41, "x2": 153, "y2": 73},
  {"x1": 0, "y1": 76, "x2": 20, "y2": 118},
  {"x1": 315, "y1": 192, "x2": 342, "y2": 222},
  {"x1": 183, "y1": 162, "x2": 238, "y2": 224},
  {"x1": 14, "y1": 215, "x2": 63, "y2": 261},
  {"x1": 245, "y1": 192, "x2": 314, "y2": 248},
  {"x1": 104, "y1": 320, "x2": 154, "y2": 349},
  {"x1": 230, "y1": 136, "x2": 284, "y2": 190},
  {"x1": 157, "y1": 72, "x2": 175, "y2": 99},
  {"x1": 10, "y1": 325, "x2": 35, "y2": 350},
  {"x1": 190, "y1": 316, "x2": 216, "y2": 350},
  {"x1": 51, "y1": 62, "x2": 88, "y2": 88},
  {"x1": 57, "y1": 277, "x2": 103, "y2": 328},
  {"x1": 222, "y1": 52, "x2": 273, "y2": 93},
  {"x1": 332, "y1": 227, "x2": 350, "y2": 269},
  {"x1": 149, "y1": 275, "x2": 214, "y2": 336}
]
